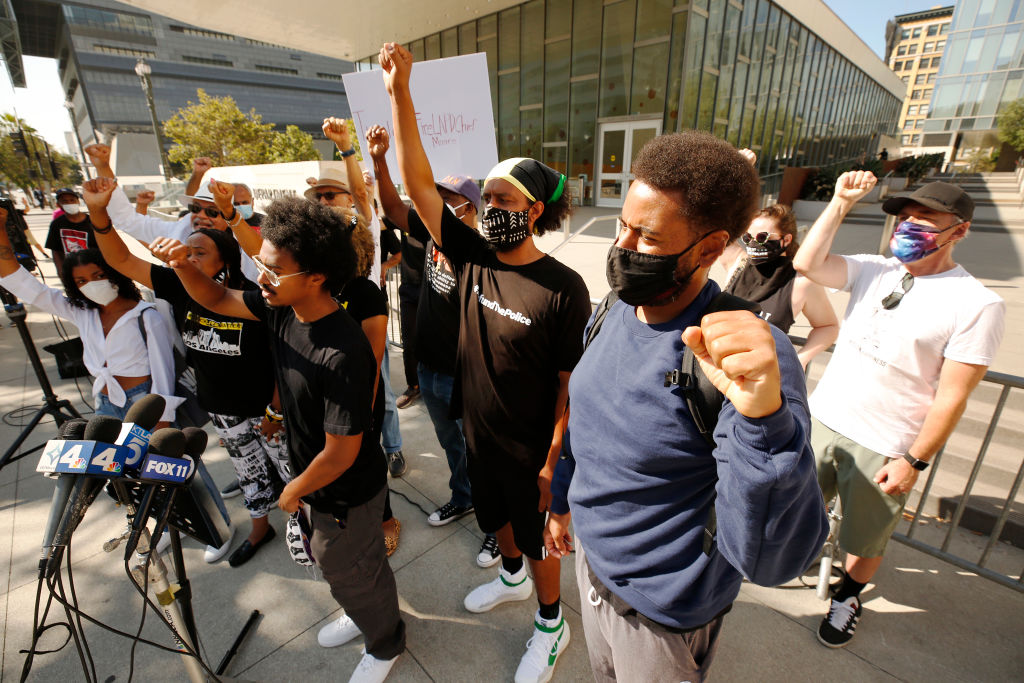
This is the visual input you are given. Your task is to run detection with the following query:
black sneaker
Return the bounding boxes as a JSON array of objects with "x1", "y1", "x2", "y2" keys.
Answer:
[
  {"x1": 817, "y1": 595, "x2": 862, "y2": 648},
  {"x1": 427, "y1": 501, "x2": 474, "y2": 527},
  {"x1": 386, "y1": 450, "x2": 407, "y2": 478},
  {"x1": 476, "y1": 534, "x2": 500, "y2": 568},
  {"x1": 220, "y1": 480, "x2": 242, "y2": 499}
]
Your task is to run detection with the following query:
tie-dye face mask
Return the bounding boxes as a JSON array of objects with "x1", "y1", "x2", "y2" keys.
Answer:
[{"x1": 889, "y1": 220, "x2": 959, "y2": 263}]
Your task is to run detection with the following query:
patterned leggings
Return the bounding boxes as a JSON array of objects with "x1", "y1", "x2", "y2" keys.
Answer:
[{"x1": 210, "y1": 413, "x2": 292, "y2": 518}]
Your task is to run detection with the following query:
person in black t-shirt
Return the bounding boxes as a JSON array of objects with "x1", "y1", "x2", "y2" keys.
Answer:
[
  {"x1": 384, "y1": 42, "x2": 589, "y2": 683},
  {"x1": 83, "y1": 179, "x2": 288, "y2": 568},
  {"x1": 46, "y1": 188, "x2": 97, "y2": 275},
  {"x1": 148, "y1": 196, "x2": 405, "y2": 681},
  {"x1": 366, "y1": 124, "x2": 502, "y2": 568}
]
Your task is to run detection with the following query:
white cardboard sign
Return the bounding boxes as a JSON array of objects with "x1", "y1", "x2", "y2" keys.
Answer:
[{"x1": 342, "y1": 53, "x2": 498, "y2": 182}]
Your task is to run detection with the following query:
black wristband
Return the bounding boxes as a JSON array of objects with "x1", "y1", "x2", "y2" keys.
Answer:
[
  {"x1": 340, "y1": 147, "x2": 356, "y2": 158},
  {"x1": 902, "y1": 452, "x2": 929, "y2": 471},
  {"x1": 93, "y1": 223, "x2": 113, "y2": 235}
]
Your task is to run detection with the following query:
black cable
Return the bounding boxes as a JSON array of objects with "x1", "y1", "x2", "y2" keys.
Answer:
[
  {"x1": 64, "y1": 542, "x2": 98, "y2": 681},
  {"x1": 49, "y1": 551, "x2": 92, "y2": 682},
  {"x1": 126, "y1": 547, "x2": 152, "y2": 683}
]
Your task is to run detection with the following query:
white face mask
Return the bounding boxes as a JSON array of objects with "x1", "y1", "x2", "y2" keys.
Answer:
[
  {"x1": 79, "y1": 279, "x2": 119, "y2": 306},
  {"x1": 61, "y1": 203, "x2": 81, "y2": 215}
]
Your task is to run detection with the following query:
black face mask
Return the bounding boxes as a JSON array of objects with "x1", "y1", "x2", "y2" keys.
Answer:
[
  {"x1": 481, "y1": 207, "x2": 531, "y2": 251},
  {"x1": 745, "y1": 238, "x2": 785, "y2": 264},
  {"x1": 605, "y1": 238, "x2": 703, "y2": 307}
]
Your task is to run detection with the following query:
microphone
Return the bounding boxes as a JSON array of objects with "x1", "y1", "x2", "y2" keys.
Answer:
[
  {"x1": 181, "y1": 427, "x2": 208, "y2": 459},
  {"x1": 127, "y1": 428, "x2": 188, "y2": 558},
  {"x1": 116, "y1": 394, "x2": 166, "y2": 472},
  {"x1": 37, "y1": 419, "x2": 88, "y2": 573}
]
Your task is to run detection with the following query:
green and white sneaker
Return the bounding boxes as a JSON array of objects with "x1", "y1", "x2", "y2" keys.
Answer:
[
  {"x1": 514, "y1": 611, "x2": 570, "y2": 683},
  {"x1": 463, "y1": 565, "x2": 534, "y2": 613}
]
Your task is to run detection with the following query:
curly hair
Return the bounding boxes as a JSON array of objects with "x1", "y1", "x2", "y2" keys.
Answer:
[
  {"x1": 754, "y1": 204, "x2": 800, "y2": 259},
  {"x1": 532, "y1": 187, "x2": 573, "y2": 237},
  {"x1": 329, "y1": 207, "x2": 375, "y2": 279},
  {"x1": 60, "y1": 249, "x2": 141, "y2": 310},
  {"x1": 260, "y1": 196, "x2": 356, "y2": 292},
  {"x1": 631, "y1": 132, "x2": 760, "y2": 241},
  {"x1": 189, "y1": 228, "x2": 244, "y2": 288}
]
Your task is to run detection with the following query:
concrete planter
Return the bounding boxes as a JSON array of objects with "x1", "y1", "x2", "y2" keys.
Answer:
[{"x1": 792, "y1": 199, "x2": 829, "y2": 222}]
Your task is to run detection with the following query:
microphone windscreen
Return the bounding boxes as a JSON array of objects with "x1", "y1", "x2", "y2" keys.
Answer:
[
  {"x1": 58, "y1": 418, "x2": 88, "y2": 440},
  {"x1": 148, "y1": 428, "x2": 186, "y2": 458},
  {"x1": 181, "y1": 427, "x2": 208, "y2": 459},
  {"x1": 83, "y1": 415, "x2": 123, "y2": 443},
  {"x1": 123, "y1": 394, "x2": 166, "y2": 431}
]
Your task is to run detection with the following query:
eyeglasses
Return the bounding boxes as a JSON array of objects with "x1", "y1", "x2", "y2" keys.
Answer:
[
  {"x1": 314, "y1": 190, "x2": 351, "y2": 201},
  {"x1": 881, "y1": 272, "x2": 914, "y2": 310},
  {"x1": 188, "y1": 203, "x2": 223, "y2": 219},
  {"x1": 251, "y1": 255, "x2": 307, "y2": 287},
  {"x1": 740, "y1": 231, "x2": 781, "y2": 245}
]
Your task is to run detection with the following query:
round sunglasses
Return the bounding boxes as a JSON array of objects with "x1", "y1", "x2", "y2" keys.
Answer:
[{"x1": 740, "y1": 231, "x2": 782, "y2": 245}]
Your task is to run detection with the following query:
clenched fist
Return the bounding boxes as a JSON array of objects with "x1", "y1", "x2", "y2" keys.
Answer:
[
  {"x1": 84, "y1": 144, "x2": 111, "y2": 167},
  {"x1": 378, "y1": 42, "x2": 413, "y2": 96},
  {"x1": 323, "y1": 117, "x2": 352, "y2": 149},
  {"x1": 834, "y1": 171, "x2": 877, "y2": 206},
  {"x1": 148, "y1": 237, "x2": 190, "y2": 269},
  {"x1": 365, "y1": 125, "x2": 390, "y2": 160},
  {"x1": 135, "y1": 190, "x2": 155, "y2": 206},
  {"x1": 208, "y1": 178, "x2": 236, "y2": 216},
  {"x1": 193, "y1": 157, "x2": 213, "y2": 176},
  {"x1": 81, "y1": 177, "x2": 118, "y2": 210}
]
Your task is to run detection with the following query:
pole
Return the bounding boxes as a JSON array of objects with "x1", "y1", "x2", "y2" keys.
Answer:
[
  {"x1": 135, "y1": 60, "x2": 172, "y2": 180},
  {"x1": 64, "y1": 102, "x2": 92, "y2": 181}
]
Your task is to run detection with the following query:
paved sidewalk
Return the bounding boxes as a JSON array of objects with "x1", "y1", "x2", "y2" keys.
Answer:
[{"x1": 1, "y1": 210, "x2": 1021, "y2": 682}]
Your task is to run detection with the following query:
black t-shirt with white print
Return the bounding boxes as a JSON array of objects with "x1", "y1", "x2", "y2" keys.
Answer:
[
  {"x1": 336, "y1": 277, "x2": 388, "y2": 443},
  {"x1": 150, "y1": 265, "x2": 273, "y2": 418},
  {"x1": 45, "y1": 214, "x2": 97, "y2": 258},
  {"x1": 409, "y1": 209, "x2": 460, "y2": 376},
  {"x1": 242, "y1": 289, "x2": 386, "y2": 516},
  {"x1": 435, "y1": 207, "x2": 591, "y2": 474}
]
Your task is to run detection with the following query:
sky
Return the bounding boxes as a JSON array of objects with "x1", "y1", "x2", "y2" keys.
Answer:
[{"x1": 1, "y1": 1, "x2": 949, "y2": 155}]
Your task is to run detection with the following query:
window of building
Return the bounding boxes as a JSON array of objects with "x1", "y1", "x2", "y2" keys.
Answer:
[
  {"x1": 915, "y1": 74, "x2": 926, "y2": 84},
  {"x1": 254, "y1": 64, "x2": 299, "y2": 75},
  {"x1": 919, "y1": 104, "x2": 929, "y2": 115},
  {"x1": 63, "y1": 6, "x2": 154, "y2": 36},
  {"x1": 317, "y1": 72, "x2": 342, "y2": 81},
  {"x1": 912, "y1": 89, "x2": 922, "y2": 99},
  {"x1": 170, "y1": 25, "x2": 235, "y2": 41},
  {"x1": 924, "y1": 41, "x2": 935, "y2": 53},
  {"x1": 930, "y1": 56, "x2": 941, "y2": 68},
  {"x1": 912, "y1": 27, "x2": 922, "y2": 38},
  {"x1": 902, "y1": 134, "x2": 911, "y2": 144},
  {"x1": 915, "y1": 118, "x2": 924, "y2": 128},
  {"x1": 92, "y1": 44, "x2": 155, "y2": 58},
  {"x1": 903, "y1": 75, "x2": 911, "y2": 84},
  {"x1": 907, "y1": 105, "x2": 918, "y2": 115},
  {"x1": 181, "y1": 55, "x2": 233, "y2": 67},
  {"x1": 893, "y1": 60, "x2": 902, "y2": 71},
  {"x1": 898, "y1": 45, "x2": 907, "y2": 56},
  {"x1": 936, "y1": 40, "x2": 945, "y2": 50},
  {"x1": 927, "y1": 24, "x2": 939, "y2": 36},
  {"x1": 904, "y1": 119, "x2": 915, "y2": 130},
  {"x1": 908, "y1": 44, "x2": 917, "y2": 54},
  {"x1": 940, "y1": 23, "x2": 949, "y2": 34},
  {"x1": 245, "y1": 38, "x2": 289, "y2": 49},
  {"x1": 923, "y1": 88, "x2": 933, "y2": 99},
  {"x1": 901, "y1": 29, "x2": 911, "y2": 39},
  {"x1": 910, "y1": 134, "x2": 920, "y2": 144}
]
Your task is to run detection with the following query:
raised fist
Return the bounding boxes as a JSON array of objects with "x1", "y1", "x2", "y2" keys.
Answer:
[
  {"x1": 378, "y1": 43, "x2": 413, "y2": 96},
  {"x1": 148, "y1": 237, "x2": 190, "y2": 269},
  {"x1": 322, "y1": 117, "x2": 352, "y2": 149},
  {"x1": 84, "y1": 144, "x2": 111, "y2": 167},
  {"x1": 207, "y1": 178, "x2": 235, "y2": 215},
  {"x1": 365, "y1": 125, "x2": 390, "y2": 160},
  {"x1": 738, "y1": 148, "x2": 757, "y2": 167},
  {"x1": 834, "y1": 171, "x2": 877, "y2": 205},
  {"x1": 81, "y1": 177, "x2": 118, "y2": 209},
  {"x1": 193, "y1": 157, "x2": 213, "y2": 176},
  {"x1": 135, "y1": 190, "x2": 156, "y2": 206}
]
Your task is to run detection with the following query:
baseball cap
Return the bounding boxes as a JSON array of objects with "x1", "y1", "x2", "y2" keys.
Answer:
[
  {"x1": 882, "y1": 181, "x2": 974, "y2": 222},
  {"x1": 435, "y1": 175, "x2": 481, "y2": 211},
  {"x1": 54, "y1": 187, "x2": 79, "y2": 200}
]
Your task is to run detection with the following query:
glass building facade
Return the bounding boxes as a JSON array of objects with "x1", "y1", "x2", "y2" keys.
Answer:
[
  {"x1": 924, "y1": 0, "x2": 1024, "y2": 155},
  {"x1": 357, "y1": 0, "x2": 902, "y2": 204}
]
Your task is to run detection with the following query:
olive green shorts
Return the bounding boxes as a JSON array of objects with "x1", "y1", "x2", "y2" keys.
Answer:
[{"x1": 811, "y1": 417, "x2": 908, "y2": 558}]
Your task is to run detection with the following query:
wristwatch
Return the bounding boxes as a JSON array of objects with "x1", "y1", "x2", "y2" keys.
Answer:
[
  {"x1": 340, "y1": 147, "x2": 356, "y2": 158},
  {"x1": 902, "y1": 452, "x2": 930, "y2": 471}
]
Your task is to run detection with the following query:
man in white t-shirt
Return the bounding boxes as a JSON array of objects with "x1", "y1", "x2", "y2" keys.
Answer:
[{"x1": 793, "y1": 172, "x2": 1005, "y2": 649}]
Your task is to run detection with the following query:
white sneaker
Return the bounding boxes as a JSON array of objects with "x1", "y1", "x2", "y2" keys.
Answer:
[
  {"x1": 204, "y1": 525, "x2": 236, "y2": 563},
  {"x1": 348, "y1": 647, "x2": 399, "y2": 683},
  {"x1": 514, "y1": 612, "x2": 570, "y2": 683},
  {"x1": 318, "y1": 613, "x2": 361, "y2": 648},
  {"x1": 463, "y1": 565, "x2": 534, "y2": 613}
]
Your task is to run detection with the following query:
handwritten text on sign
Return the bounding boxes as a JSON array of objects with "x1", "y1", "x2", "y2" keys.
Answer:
[{"x1": 342, "y1": 53, "x2": 498, "y2": 182}]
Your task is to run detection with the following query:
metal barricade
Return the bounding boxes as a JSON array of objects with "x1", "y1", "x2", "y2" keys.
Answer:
[{"x1": 383, "y1": 266, "x2": 403, "y2": 349}]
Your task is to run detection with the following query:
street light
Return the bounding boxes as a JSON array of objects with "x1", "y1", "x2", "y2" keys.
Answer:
[
  {"x1": 63, "y1": 100, "x2": 92, "y2": 180},
  {"x1": 134, "y1": 58, "x2": 172, "y2": 180}
]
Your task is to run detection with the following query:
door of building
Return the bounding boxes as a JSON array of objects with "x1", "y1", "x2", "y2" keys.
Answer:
[{"x1": 594, "y1": 120, "x2": 661, "y2": 208}]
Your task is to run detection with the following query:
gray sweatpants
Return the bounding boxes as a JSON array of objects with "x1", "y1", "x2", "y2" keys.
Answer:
[
  {"x1": 575, "y1": 541, "x2": 724, "y2": 683},
  {"x1": 309, "y1": 486, "x2": 406, "y2": 660}
]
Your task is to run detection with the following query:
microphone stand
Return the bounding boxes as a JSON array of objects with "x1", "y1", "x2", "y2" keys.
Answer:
[{"x1": 0, "y1": 286, "x2": 81, "y2": 471}]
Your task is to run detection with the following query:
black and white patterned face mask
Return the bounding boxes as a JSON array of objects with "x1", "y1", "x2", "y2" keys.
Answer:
[{"x1": 480, "y1": 206, "x2": 531, "y2": 251}]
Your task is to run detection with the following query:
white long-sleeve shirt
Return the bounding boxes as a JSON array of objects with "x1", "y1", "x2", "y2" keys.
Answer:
[
  {"x1": 0, "y1": 267, "x2": 183, "y2": 422},
  {"x1": 107, "y1": 186, "x2": 261, "y2": 283}
]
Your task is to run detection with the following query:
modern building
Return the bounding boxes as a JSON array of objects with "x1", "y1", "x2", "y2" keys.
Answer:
[
  {"x1": 349, "y1": 0, "x2": 904, "y2": 205},
  {"x1": 2, "y1": 0, "x2": 354, "y2": 174},
  {"x1": 884, "y1": 6, "x2": 953, "y2": 154},
  {"x1": 922, "y1": 1, "x2": 1024, "y2": 170}
]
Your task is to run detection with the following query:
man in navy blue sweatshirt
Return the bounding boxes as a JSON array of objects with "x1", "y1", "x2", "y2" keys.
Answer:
[{"x1": 546, "y1": 132, "x2": 828, "y2": 683}]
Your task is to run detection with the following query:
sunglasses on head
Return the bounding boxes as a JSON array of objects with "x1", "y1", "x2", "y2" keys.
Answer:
[
  {"x1": 315, "y1": 190, "x2": 350, "y2": 201},
  {"x1": 188, "y1": 203, "x2": 223, "y2": 219},
  {"x1": 740, "y1": 231, "x2": 780, "y2": 245}
]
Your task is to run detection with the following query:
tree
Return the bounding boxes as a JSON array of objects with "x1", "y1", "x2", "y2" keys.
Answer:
[
  {"x1": 268, "y1": 124, "x2": 320, "y2": 163},
  {"x1": 0, "y1": 113, "x2": 82, "y2": 190},
  {"x1": 997, "y1": 97, "x2": 1024, "y2": 152},
  {"x1": 163, "y1": 89, "x2": 322, "y2": 169}
]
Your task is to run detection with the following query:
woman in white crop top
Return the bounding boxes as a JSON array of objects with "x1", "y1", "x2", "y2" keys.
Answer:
[{"x1": 0, "y1": 209, "x2": 180, "y2": 425}]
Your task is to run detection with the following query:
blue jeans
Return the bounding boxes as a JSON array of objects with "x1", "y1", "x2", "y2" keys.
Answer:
[
  {"x1": 96, "y1": 379, "x2": 230, "y2": 527},
  {"x1": 417, "y1": 363, "x2": 471, "y2": 508},
  {"x1": 381, "y1": 346, "x2": 402, "y2": 454}
]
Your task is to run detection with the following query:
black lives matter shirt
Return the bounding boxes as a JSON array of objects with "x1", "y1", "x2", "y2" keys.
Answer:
[
  {"x1": 336, "y1": 277, "x2": 388, "y2": 440},
  {"x1": 45, "y1": 214, "x2": 97, "y2": 258},
  {"x1": 243, "y1": 290, "x2": 386, "y2": 516},
  {"x1": 409, "y1": 209, "x2": 460, "y2": 376},
  {"x1": 150, "y1": 266, "x2": 273, "y2": 417},
  {"x1": 436, "y1": 207, "x2": 591, "y2": 474}
]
